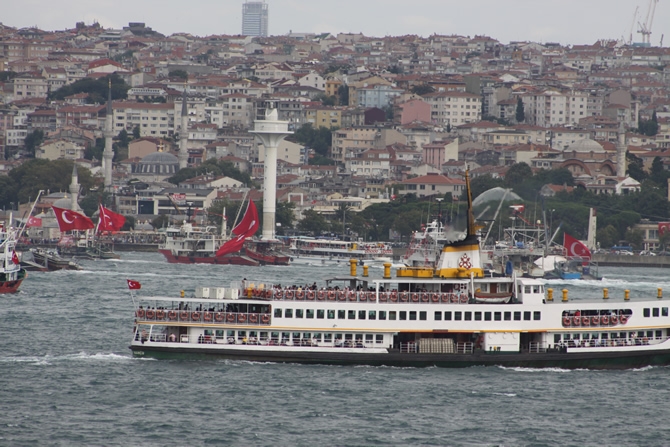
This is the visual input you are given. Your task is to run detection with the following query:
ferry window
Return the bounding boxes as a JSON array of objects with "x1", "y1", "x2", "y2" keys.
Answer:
[
  {"x1": 514, "y1": 312, "x2": 521, "y2": 321},
  {"x1": 504, "y1": 312, "x2": 511, "y2": 321},
  {"x1": 204, "y1": 329, "x2": 214, "y2": 336},
  {"x1": 348, "y1": 310, "x2": 356, "y2": 320},
  {"x1": 271, "y1": 332, "x2": 279, "y2": 343},
  {"x1": 494, "y1": 312, "x2": 501, "y2": 321},
  {"x1": 525, "y1": 285, "x2": 531, "y2": 293},
  {"x1": 379, "y1": 311, "x2": 387, "y2": 320},
  {"x1": 409, "y1": 311, "x2": 417, "y2": 321},
  {"x1": 399, "y1": 311, "x2": 407, "y2": 320},
  {"x1": 653, "y1": 308, "x2": 660, "y2": 317},
  {"x1": 484, "y1": 312, "x2": 491, "y2": 321},
  {"x1": 389, "y1": 311, "x2": 396, "y2": 320},
  {"x1": 216, "y1": 330, "x2": 224, "y2": 339},
  {"x1": 369, "y1": 310, "x2": 376, "y2": 320},
  {"x1": 376, "y1": 334, "x2": 383, "y2": 344},
  {"x1": 647, "y1": 330, "x2": 653, "y2": 338},
  {"x1": 303, "y1": 333, "x2": 311, "y2": 341},
  {"x1": 663, "y1": 308, "x2": 669, "y2": 317},
  {"x1": 554, "y1": 334, "x2": 561, "y2": 343},
  {"x1": 306, "y1": 309, "x2": 314, "y2": 319},
  {"x1": 328, "y1": 310, "x2": 335, "y2": 319},
  {"x1": 345, "y1": 334, "x2": 353, "y2": 341},
  {"x1": 656, "y1": 330, "x2": 662, "y2": 339},
  {"x1": 434, "y1": 311, "x2": 442, "y2": 320},
  {"x1": 524, "y1": 311, "x2": 531, "y2": 321},
  {"x1": 464, "y1": 312, "x2": 472, "y2": 321},
  {"x1": 227, "y1": 330, "x2": 235, "y2": 337},
  {"x1": 445, "y1": 311, "x2": 452, "y2": 321},
  {"x1": 474, "y1": 312, "x2": 482, "y2": 321},
  {"x1": 601, "y1": 333, "x2": 608, "y2": 340},
  {"x1": 313, "y1": 333, "x2": 322, "y2": 342},
  {"x1": 533, "y1": 311, "x2": 541, "y2": 321},
  {"x1": 419, "y1": 311, "x2": 427, "y2": 321},
  {"x1": 237, "y1": 331, "x2": 246, "y2": 341},
  {"x1": 533, "y1": 286, "x2": 540, "y2": 293},
  {"x1": 274, "y1": 308, "x2": 282, "y2": 318},
  {"x1": 359, "y1": 310, "x2": 366, "y2": 320},
  {"x1": 281, "y1": 332, "x2": 290, "y2": 344},
  {"x1": 317, "y1": 309, "x2": 325, "y2": 319},
  {"x1": 335, "y1": 333, "x2": 343, "y2": 341},
  {"x1": 338, "y1": 310, "x2": 346, "y2": 319},
  {"x1": 324, "y1": 333, "x2": 333, "y2": 343},
  {"x1": 643, "y1": 308, "x2": 650, "y2": 317},
  {"x1": 296, "y1": 309, "x2": 304, "y2": 318},
  {"x1": 284, "y1": 309, "x2": 293, "y2": 318},
  {"x1": 365, "y1": 334, "x2": 374, "y2": 342},
  {"x1": 454, "y1": 311, "x2": 462, "y2": 321}
]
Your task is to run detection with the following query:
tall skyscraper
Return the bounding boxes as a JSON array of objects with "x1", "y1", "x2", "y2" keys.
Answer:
[{"x1": 242, "y1": 1, "x2": 268, "y2": 37}]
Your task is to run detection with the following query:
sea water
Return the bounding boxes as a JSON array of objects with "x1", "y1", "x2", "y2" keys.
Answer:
[{"x1": 1, "y1": 253, "x2": 670, "y2": 446}]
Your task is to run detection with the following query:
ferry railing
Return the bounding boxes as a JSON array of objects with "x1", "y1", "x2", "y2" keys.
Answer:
[
  {"x1": 528, "y1": 342, "x2": 547, "y2": 353},
  {"x1": 251, "y1": 289, "x2": 470, "y2": 304},
  {"x1": 456, "y1": 342, "x2": 474, "y2": 354},
  {"x1": 400, "y1": 342, "x2": 418, "y2": 353},
  {"x1": 559, "y1": 336, "x2": 666, "y2": 349}
]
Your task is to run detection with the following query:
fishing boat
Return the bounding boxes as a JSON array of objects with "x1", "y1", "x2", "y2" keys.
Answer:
[
  {"x1": 0, "y1": 224, "x2": 27, "y2": 293},
  {"x1": 129, "y1": 171, "x2": 670, "y2": 369},
  {"x1": 26, "y1": 248, "x2": 81, "y2": 271},
  {"x1": 288, "y1": 237, "x2": 393, "y2": 265}
]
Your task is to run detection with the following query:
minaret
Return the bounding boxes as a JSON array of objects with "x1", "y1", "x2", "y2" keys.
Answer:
[
  {"x1": 70, "y1": 164, "x2": 80, "y2": 211},
  {"x1": 616, "y1": 122, "x2": 627, "y2": 178},
  {"x1": 251, "y1": 106, "x2": 292, "y2": 240},
  {"x1": 103, "y1": 80, "x2": 114, "y2": 190},
  {"x1": 178, "y1": 85, "x2": 189, "y2": 170}
]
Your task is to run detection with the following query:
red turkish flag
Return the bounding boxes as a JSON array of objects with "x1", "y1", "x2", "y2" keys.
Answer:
[
  {"x1": 659, "y1": 222, "x2": 670, "y2": 236},
  {"x1": 98, "y1": 204, "x2": 126, "y2": 232},
  {"x1": 12, "y1": 251, "x2": 19, "y2": 265},
  {"x1": 26, "y1": 216, "x2": 42, "y2": 227},
  {"x1": 215, "y1": 200, "x2": 259, "y2": 257},
  {"x1": 563, "y1": 233, "x2": 591, "y2": 260},
  {"x1": 52, "y1": 206, "x2": 95, "y2": 231},
  {"x1": 127, "y1": 279, "x2": 141, "y2": 290}
]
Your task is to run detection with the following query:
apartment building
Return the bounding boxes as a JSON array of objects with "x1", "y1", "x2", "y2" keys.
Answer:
[
  {"x1": 422, "y1": 91, "x2": 481, "y2": 127},
  {"x1": 113, "y1": 102, "x2": 175, "y2": 137},
  {"x1": 206, "y1": 94, "x2": 254, "y2": 129}
]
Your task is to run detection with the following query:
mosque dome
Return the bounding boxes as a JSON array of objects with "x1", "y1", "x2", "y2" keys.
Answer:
[
  {"x1": 137, "y1": 151, "x2": 179, "y2": 175},
  {"x1": 52, "y1": 196, "x2": 72, "y2": 210},
  {"x1": 567, "y1": 139, "x2": 604, "y2": 153}
]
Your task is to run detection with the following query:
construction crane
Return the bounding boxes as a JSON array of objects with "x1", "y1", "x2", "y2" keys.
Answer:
[
  {"x1": 628, "y1": 6, "x2": 639, "y2": 45},
  {"x1": 637, "y1": 0, "x2": 660, "y2": 45}
]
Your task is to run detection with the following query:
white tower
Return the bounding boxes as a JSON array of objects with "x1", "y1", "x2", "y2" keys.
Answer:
[
  {"x1": 178, "y1": 87, "x2": 189, "y2": 170},
  {"x1": 616, "y1": 122, "x2": 627, "y2": 178},
  {"x1": 103, "y1": 80, "x2": 114, "y2": 189},
  {"x1": 69, "y1": 164, "x2": 80, "y2": 211},
  {"x1": 251, "y1": 107, "x2": 292, "y2": 240}
]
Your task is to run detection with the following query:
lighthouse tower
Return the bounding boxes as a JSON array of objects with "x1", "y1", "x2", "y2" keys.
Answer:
[{"x1": 251, "y1": 107, "x2": 292, "y2": 240}]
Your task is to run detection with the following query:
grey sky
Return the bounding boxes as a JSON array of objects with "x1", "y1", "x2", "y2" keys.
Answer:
[{"x1": 5, "y1": 0, "x2": 669, "y2": 46}]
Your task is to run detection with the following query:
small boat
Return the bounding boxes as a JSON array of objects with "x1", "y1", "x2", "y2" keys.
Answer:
[
  {"x1": 0, "y1": 225, "x2": 26, "y2": 293},
  {"x1": 28, "y1": 248, "x2": 81, "y2": 271},
  {"x1": 288, "y1": 237, "x2": 393, "y2": 265},
  {"x1": 129, "y1": 171, "x2": 670, "y2": 369}
]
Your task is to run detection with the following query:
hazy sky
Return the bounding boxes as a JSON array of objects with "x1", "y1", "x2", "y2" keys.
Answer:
[{"x1": 5, "y1": 0, "x2": 669, "y2": 46}]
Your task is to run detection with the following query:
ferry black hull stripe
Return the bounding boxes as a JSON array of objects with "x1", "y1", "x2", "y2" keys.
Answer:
[{"x1": 130, "y1": 345, "x2": 670, "y2": 369}]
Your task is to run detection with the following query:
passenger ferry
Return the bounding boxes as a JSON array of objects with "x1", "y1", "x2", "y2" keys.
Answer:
[
  {"x1": 129, "y1": 172, "x2": 670, "y2": 369},
  {"x1": 288, "y1": 237, "x2": 393, "y2": 265}
]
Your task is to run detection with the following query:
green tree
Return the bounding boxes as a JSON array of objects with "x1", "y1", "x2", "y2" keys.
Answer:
[
  {"x1": 49, "y1": 74, "x2": 129, "y2": 104},
  {"x1": 292, "y1": 123, "x2": 334, "y2": 157},
  {"x1": 85, "y1": 137, "x2": 105, "y2": 161},
  {"x1": 626, "y1": 152, "x2": 647, "y2": 181},
  {"x1": 0, "y1": 71, "x2": 17, "y2": 82},
  {"x1": 23, "y1": 130, "x2": 44, "y2": 157},
  {"x1": 122, "y1": 215, "x2": 136, "y2": 231},
  {"x1": 411, "y1": 84, "x2": 435, "y2": 95},
  {"x1": 469, "y1": 174, "x2": 505, "y2": 200},
  {"x1": 297, "y1": 209, "x2": 329, "y2": 235},
  {"x1": 337, "y1": 84, "x2": 349, "y2": 106},
  {"x1": 625, "y1": 228, "x2": 644, "y2": 250},
  {"x1": 0, "y1": 176, "x2": 18, "y2": 209},
  {"x1": 79, "y1": 191, "x2": 110, "y2": 217},
  {"x1": 117, "y1": 129, "x2": 130, "y2": 148},
  {"x1": 132, "y1": 126, "x2": 141, "y2": 139},
  {"x1": 8, "y1": 159, "x2": 95, "y2": 205},
  {"x1": 314, "y1": 93, "x2": 336, "y2": 106},
  {"x1": 515, "y1": 96, "x2": 525, "y2": 123},
  {"x1": 167, "y1": 158, "x2": 252, "y2": 186},
  {"x1": 596, "y1": 224, "x2": 619, "y2": 249},
  {"x1": 151, "y1": 214, "x2": 170, "y2": 229},
  {"x1": 505, "y1": 162, "x2": 533, "y2": 188},
  {"x1": 275, "y1": 201, "x2": 296, "y2": 235},
  {"x1": 392, "y1": 209, "x2": 424, "y2": 241}
]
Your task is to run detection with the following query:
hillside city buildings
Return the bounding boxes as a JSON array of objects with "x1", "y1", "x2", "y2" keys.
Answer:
[{"x1": 1, "y1": 17, "x2": 670, "y2": 245}]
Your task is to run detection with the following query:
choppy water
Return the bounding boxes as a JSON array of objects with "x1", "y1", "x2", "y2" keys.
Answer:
[{"x1": 2, "y1": 253, "x2": 670, "y2": 446}]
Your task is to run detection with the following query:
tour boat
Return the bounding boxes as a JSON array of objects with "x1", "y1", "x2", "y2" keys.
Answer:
[
  {"x1": 0, "y1": 225, "x2": 26, "y2": 293},
  {"x1": 288, "y1": 237, "x2": 393, "y2": 265},
  {"x1": 402, "y1": 219, "x2": 459, "y2": 268},
  {"x1": 129, "y1": 172, "x2": 670, "y2": 369}
]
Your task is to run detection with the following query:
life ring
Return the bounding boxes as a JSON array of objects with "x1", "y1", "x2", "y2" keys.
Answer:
[
  {"x1": 411, "y1": 293, "x2": 419, "y2": 302},
  {"x1": 156, "y1": 310, "x2": 165, "y2": 320},
  {"x1": 400, "y1": 292, "x2": 408, "y2": 302},
  {"x1": 619, "y1": 315, "x2": 628, "y2": 324},
  {"x1": 317, "y1": 290, "x2": 326, "y2": 301},
  {"x1": 431, "y1": 293, "x2": 439, "y2": 303},
  {"x1": 591, "y1": 316, "x2": 600, "y2": 325},
  {"x1": 601, "y1": 315, "x2": 610, "y2": 325},
  {"x1": 562, "y1": 316, "x2": 571, "y2": 326},
  {"x1": 238, "y1": 314, "x2": 247, "y2": 323},
  {"x1": 136, "y1": 309, "x2": 145, "y2": 318},
  {"x1": 215, "y1": 312, "x2": 224, "y2": 322},
  {"x1": 253, "y1": 289, "x2": 259, "y2": 298},
  {"x1": 285, "y1": 290, "x2": 294, "y2": 299},
  {"x1": 296, "y1": 290, "x2": 304, "y2": 300},
  {"x1": 307, "y1": 290, "x2": 315, "y2": 300},
  {"x1": 204, "y1": 312, "x2": 213, "y2": 322},
  {"x1": 337, "y1": 291, "x2": 346, "y2": 302},
  {"x1": 180, "y1": 311, "x2": 189, "y2": 320},
  {"x1": 327, "y1": 290, "x2": 336, "y2": 301},
  {"x1": 459, "y1": 294, "x2": 468, "y2": 303},
  {"x1": 249, "y1": 314, "x2": 258, "y2": 324},
  {"x1": 191, "y1": 311, "x2": 200, "y2": 321},
  {"x1": 441, "y1": 293, "x2": 449, "y2": 303},
  {"x1": 572, "y1": 316, "x2": 580, "y2": 326},
  {"x1": 390, "y1": 292, "x2": 397, "y2": 302},
  {"x1": 226, "y1": 313, "x2": 236, "y2": 323},
  {"x1": 610, "y1": 315, "x2": 619, "y2": 325},
  {"x1": 265, "y1": 290, "x2": 272, "y2": 299},
  {"x1": 261, "y1": 314, "x2": 270, "y2": 324},
  {"x1": 359, "y1": 292, "x2": 367, "y2": 302},
  {"x1": 581, "y1": 316, "x2": 590, "y2": 326},
  {"x1": 348, "y1": 291, "x2": 356, "y2": 302},
  {"x1": 421, "y1": 293, "x2": 429, "y2": 303},
  {"x1": 275, "y1": 290, "x2": 283, "y2": 300},
  {"x1": 168, "y1": 310, "x2": 177, "y2": 321},
  {"x1": 146, "y1": 309, "x2": 155, "y2": 319},
  {"x1": 451, "y1": 294, "x2": 459, "y2": 303}
]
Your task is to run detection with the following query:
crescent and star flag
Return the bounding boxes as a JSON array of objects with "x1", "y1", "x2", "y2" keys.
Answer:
[
  {"x1": 12, "y1": 251, "x2": 19, "y2": 265},
  {"x1": 26, "y1": 216, "x2": 42, "y2": 227},
  {"x1": 659, "y1": 222, "x2": 670, "y2": 236},
  {"x1": 563, "y1": 233, "x2": 591, "y2": 260},
  {"x1": 98, "y1": 204, "x2": 126, "y2": 232},
  {"x1": 215, "y1": 200, "x2": 259, "y2": 257},
  {"x1": 52, "y1": 206, "x2": 95, "y2": 232},
  {"x1": 127, "y1": 279, "x2": 141, "y2": 290}
]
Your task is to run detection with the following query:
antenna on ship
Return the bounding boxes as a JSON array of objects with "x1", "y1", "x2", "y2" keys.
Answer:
[{"x1": 465, "y1": 169, "x2": 476, "y2": 238}]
